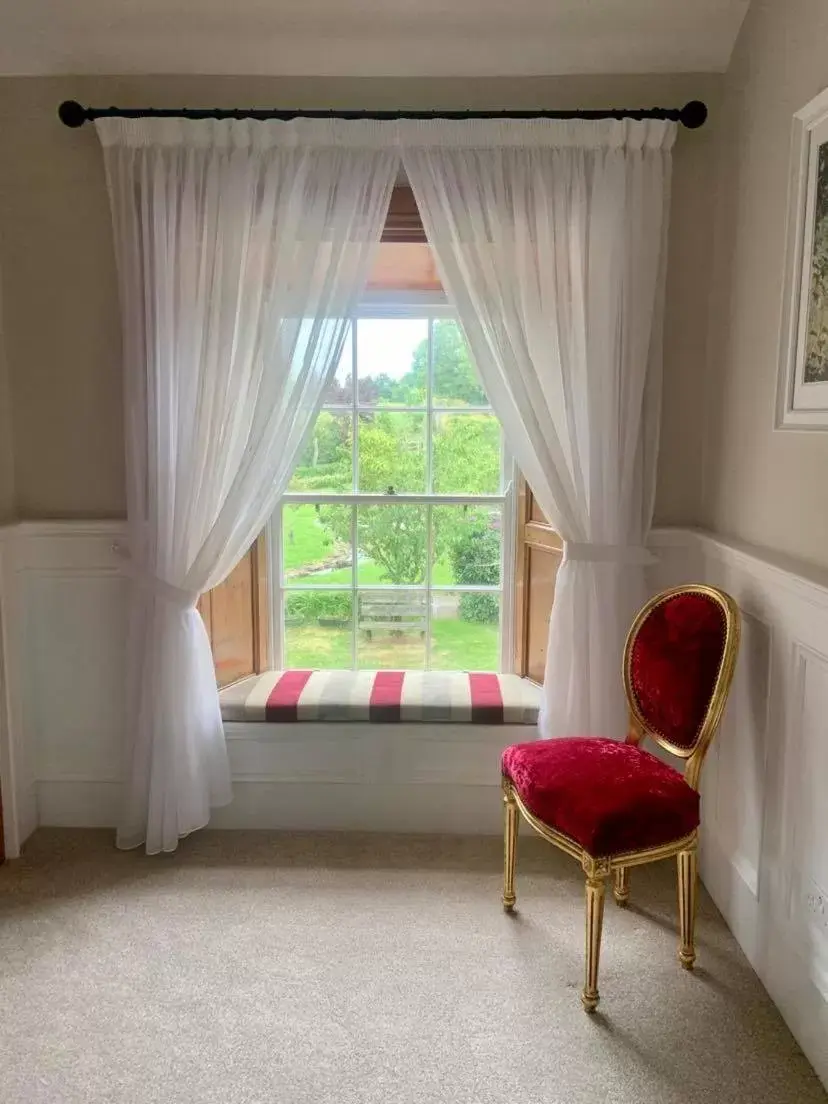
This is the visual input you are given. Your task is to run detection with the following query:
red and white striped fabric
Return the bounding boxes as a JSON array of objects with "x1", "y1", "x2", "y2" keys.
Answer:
[{"x1": 220, "y1": 670, "x2": 540, "y2": 725}]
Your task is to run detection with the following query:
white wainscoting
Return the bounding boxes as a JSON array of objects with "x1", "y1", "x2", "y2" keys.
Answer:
[
  {"x1": 0, "y1": 520, "x2": 515, "y2": 848},
  {"x1": 649, "y1": 528, "x2": 828, "y2": 1086},
  {"x1": 0, "y1": 520, "x2": 826, "y2": 1085}
]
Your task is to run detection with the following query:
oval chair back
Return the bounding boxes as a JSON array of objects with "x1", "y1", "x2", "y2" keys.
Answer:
[{"x1": 623, "y1": 584, "x2": 741, "y2": 790}]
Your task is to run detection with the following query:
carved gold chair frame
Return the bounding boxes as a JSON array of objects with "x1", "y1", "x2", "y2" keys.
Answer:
[{"x1": 501, "y1": 584, "x2": 741, "y2": 1012}]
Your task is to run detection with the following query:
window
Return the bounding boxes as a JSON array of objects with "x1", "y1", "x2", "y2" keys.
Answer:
[
  {"x1": 200, "y1": 195, "x2": 558, "y2": 686},
  {"x1": 272, "y1": 300, "x2": 514, "y2": 672}
]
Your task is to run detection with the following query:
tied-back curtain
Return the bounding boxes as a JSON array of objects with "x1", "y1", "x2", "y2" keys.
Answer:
[
  {"x1": 401, "y1": 119, "x2": 674, "y2": 739},
  {"x1": 97, "y1": 118, "x2": 397, "y2": 853}
]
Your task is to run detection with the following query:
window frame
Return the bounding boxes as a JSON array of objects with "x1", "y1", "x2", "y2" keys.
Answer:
[{"x1": 267, "y1": 291, "x2": 517, "y2": 672}]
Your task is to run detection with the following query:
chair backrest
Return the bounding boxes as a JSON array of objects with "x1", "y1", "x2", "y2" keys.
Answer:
[{"x1": 623, "y1": 585, "x2": 740, "y2": 788}]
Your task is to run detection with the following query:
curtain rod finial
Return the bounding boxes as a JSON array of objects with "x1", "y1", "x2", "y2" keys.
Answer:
[
  {"x1": 679, "y1": 100, "x2": 707, "y2": 129},
  {"x1": 58, "y1": 100, "x2": 87, "y2": 128}
]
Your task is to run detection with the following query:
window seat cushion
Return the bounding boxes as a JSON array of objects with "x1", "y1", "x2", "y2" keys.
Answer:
[{"x1": 220, "y1": 670, "x2": 540, "y2": 725}]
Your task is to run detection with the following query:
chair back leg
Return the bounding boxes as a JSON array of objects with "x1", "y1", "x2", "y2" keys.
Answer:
[
  {"x1": 677, "y1": 845, "x2": 698, "y2": 969},
  {"x1": 582, "y1": 873, "x2": 607, "y2": 1012},
  {"x1": 502, "y1": 781, "x2": 518, "y2": 912},
  {"x1": 613, "y1": 866, "x2": 630, "y2": 906}
]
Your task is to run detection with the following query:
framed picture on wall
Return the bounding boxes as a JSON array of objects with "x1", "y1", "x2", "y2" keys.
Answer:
[{"x1": 777, "y1": 87, "x2": 828, "y2": 430}]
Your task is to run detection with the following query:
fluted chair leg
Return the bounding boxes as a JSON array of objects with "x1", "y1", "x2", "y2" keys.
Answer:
[
  {"x1": 677, "y1": 847, "x2": 698, "y2": 970},
  {"x1": 613, "y1": 866, "x2": 630, "y2": 907},
  {"x1": 502, "y1": 782, "x2": 518, "y2": 912},
  {"x1": 582, "y1": 874, "x2": 606, "y2": 1012}
]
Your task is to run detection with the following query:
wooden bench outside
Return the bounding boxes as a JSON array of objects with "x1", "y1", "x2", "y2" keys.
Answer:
[{"x1": 359, "y1": 592, "x2": 427, "y2": 640}]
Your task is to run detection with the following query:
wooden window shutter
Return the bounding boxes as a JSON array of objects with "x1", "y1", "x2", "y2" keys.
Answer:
[
  {"x1": 514, "y1": 479, "x2": 563, "y2": 682},
  {"x1": 198, "y1": 533, "x2": 270, "y2": 688}
]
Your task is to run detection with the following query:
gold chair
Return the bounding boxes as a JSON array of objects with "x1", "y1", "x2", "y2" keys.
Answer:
[{"x1": 501, "y1": 584, "x2": 740, "y2": 1012}]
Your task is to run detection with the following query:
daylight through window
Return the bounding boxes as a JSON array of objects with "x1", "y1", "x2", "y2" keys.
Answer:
[{"x1": 275, "y1": 306, "x2": 512, "y2": 672}]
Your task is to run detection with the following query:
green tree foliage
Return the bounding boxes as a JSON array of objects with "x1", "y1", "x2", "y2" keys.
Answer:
[
  {"x1": 450, "y1": 519, "x2": 500, "y2": 623},
  {"x1": 292, "y1": 319, "x2": 502, "y2": 589},
  {"x1": 357, "y1": 413, "x2": 426, "y2": 493},
  {"x1": 405, "y1": 320, "x2": 488, "y2": 405},
  {"x1": 806, "y1": 142, "x2": 828, "y2": 383},
  {"x1": 433, "y1": 413, "x2": 500, "y2": 493}
]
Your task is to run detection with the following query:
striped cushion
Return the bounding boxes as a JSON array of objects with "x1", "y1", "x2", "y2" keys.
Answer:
[{"x1": 220, "y1": 670, "x2": 540, "y2": 725}]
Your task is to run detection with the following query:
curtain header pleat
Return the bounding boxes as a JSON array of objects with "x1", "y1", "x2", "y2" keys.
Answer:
[{"x1": 95, "y1": 116, "x2": 676, "y2": 153}]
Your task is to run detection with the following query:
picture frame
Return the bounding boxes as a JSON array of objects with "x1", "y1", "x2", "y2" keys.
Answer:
[{"x1": 776, "y1": 88, "x2": 828, "y2": 431}]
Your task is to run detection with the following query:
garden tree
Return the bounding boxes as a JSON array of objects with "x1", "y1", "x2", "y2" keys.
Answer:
[
  {"x1": 433, "y1": 413, "x2": 500, "y2": 493},
  {"x1": 317, "y1": 411, "x2": 499, "y2": 585},
  {"x1": 292, "y1": 319, "x2": 502, "y2": 598},
  {"x1": 325, "y1": 372, "x2": 399, "y2": 405},
  {"x1": 404, "y1": 319, "x2": 488, "y2": 405},
  {"x1": 358, "y1": 413, "x2": 425, "y2": 493},
  {"x1": 319, "y1": 411, "x2": 432, "y2": 583},
  {"x1": 450, "y1": 519, "x2": 500, "y2": 623}
]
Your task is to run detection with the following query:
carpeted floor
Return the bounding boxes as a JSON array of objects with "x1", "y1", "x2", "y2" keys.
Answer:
[{"x1": 0, "y1": 830, "x2": 824, "y2": 1104}]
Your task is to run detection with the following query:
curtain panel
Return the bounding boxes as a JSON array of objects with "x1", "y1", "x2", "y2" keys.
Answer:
[
  {"x1": 98, "y1": 117, "x2": 397, "y2": 852},
  {"x1": 400, "y1": 118, "x2": 674, "y2": 738}
]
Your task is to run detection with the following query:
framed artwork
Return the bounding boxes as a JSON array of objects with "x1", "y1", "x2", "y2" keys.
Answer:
[{"x1": 777, "y1": 88, "x2": 828, "y2": 430}]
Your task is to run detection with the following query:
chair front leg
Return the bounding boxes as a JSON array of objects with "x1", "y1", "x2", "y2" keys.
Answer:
[
  {"x1": 582, "y1": 872, "x2": 607, "y2": 1012},
  {"x1": 677, "y1": 845, "x2": 698, "y2": 969},
  {"x1": 502, "y1": 779, "x2": 518, "y2": 912}
]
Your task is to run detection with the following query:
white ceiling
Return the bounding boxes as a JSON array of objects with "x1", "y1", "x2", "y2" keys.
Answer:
[{"x1": 0, "y1": 0, "x2": 750, "y2": 78}]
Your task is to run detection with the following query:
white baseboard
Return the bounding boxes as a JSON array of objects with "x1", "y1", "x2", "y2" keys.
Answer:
[
  {"x1": 35, "y1": 778, "x2": 504, "y2": 835},
  {"x1": 1, "y1": 519, "x2": 826, "y2": 1087}
]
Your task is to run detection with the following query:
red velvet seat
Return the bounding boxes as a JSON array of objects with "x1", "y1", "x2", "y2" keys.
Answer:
[
  {"x1": 499, "y1": 584, "x2": 741, "y2": 1014},
  {"x1": 501, "y1": 738, "x2": 700, "y2": 856}
]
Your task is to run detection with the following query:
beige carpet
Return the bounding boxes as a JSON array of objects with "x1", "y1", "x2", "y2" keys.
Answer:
[{"x1": 0, "y1": 830, "x2": 824, "y2": 1104}]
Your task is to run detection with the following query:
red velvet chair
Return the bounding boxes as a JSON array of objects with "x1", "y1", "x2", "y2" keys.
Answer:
[{"x1": 501, "y1": 584, "x2": 740, "y2": 1012}]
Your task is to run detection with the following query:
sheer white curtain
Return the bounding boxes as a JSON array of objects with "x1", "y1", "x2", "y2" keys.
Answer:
[
  {"x1": 98, "y1": 118, "x2": 397, "y2": 853},
  {"x1": 402, "y1": 119, "x2": 674, "y2": 739}
]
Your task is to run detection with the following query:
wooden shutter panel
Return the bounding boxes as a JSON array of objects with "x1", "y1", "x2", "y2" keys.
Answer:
[
  {"x1": 198, "y1": 533, "x2": 270, "y2": 688},
  {"x1": 514, "y1": 479, "x2": 563, "y2": 682}
]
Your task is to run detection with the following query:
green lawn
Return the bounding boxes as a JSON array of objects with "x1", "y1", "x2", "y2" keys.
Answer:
[
  {"x1": 283, "y1": 503, "x2": 456, "y2": 585},
  {"x1": 282, "y1": 505, "x2": 339, "y2": 572},
  {"x1": 293, "y1": 559, "x2": 454, "y2": 586},
  {"x1": 284, "y1": 619, "x2": 498, "y2": 670}
]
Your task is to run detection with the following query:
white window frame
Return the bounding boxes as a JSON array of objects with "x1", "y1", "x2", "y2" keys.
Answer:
[{"x1": 268, "y1": 292, "x2": 516, "y2": 672}]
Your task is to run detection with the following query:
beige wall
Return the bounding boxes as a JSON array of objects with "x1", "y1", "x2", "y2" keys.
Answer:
[
  {"x1": 0, "y1": 271, "x2": 14, "y2": 521},
  {"x1": 701, "y1": 0, "x2": 828, "y2": 569},
  {"x1": 0, "y1": 72, "x2": 720, "y2": 519}
]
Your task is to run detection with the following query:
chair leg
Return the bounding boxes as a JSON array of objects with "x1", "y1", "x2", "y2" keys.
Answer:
[
  {"x1": 613, "y1": 866, "x2": 630, "y2": 907},
  {"x1": 502, "y1": 782, "x2": 518, "y2": 912},
  {"x1": 582, "y1": 874, "x2": 606, "y2": 1012},
  {"x1": 677, "y1": 846, "x2": 698, "y2": 970}
]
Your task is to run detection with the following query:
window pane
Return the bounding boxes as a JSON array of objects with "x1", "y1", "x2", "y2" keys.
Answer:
[
  {"x1": 283, "y1": 504, "x2": 352, "y2": 587},
  {"x1": 432, "y1": 413, "x2": 501, "y2": 494},
  {"x1": 288, "y1": 412, "x2": 352, "y2": 492},
  {"x1": 285, "y1": 591, "x2": 353, "y2": 669},
  {"x1": 430, "y1": 592, "x2": 500, "y2": 671},
  {"x1": 432, "y1": 506, "x2": 502, "y2": 587},
  {"x1": 356, "y1": 318, "x2": 428, "y2": 405},
  {"x1": 357, "y1": 505, "x2": 427, "y2": 585},
  {"x1": 358, "y1": 412, "x2": 426, "y2": 493},
  {"x1": 431, "y1": 319, "x2": 488, "y2": 407},
  {"x1": 357, "y1": 590, "x2": 426, "y2": 670},
  {"x1": 321, "y1": 327, "x2": 354, "y2": 404}
]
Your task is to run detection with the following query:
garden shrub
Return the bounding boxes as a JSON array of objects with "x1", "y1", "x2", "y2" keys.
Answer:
[
  {"x1": 450, "y1": 522, "x2": 500, "y2": 624},
  {"x1": 286, "y1": 590, "x2": 352, "y2": 623}
]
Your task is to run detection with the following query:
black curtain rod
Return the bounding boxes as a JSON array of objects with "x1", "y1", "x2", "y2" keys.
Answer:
[{"x1": 58, "y1": 98, "x2": 707, "y2": 130}]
